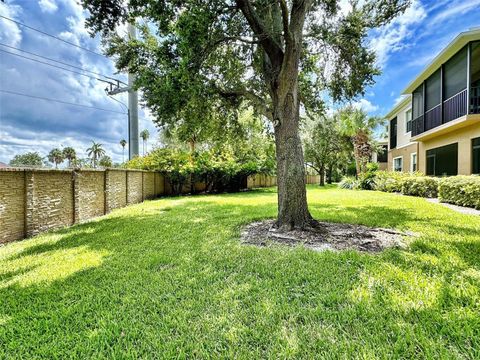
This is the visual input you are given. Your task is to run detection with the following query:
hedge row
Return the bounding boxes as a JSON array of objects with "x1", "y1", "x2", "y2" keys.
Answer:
[
  {"x1": 340, "y1": 170, "x2": 480, "y2": 209},
  {"x1": 438, "y1": 176, "x2": 480, "y2": 209}
]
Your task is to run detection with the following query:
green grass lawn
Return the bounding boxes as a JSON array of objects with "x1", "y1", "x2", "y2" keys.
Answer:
[{"x1": 1, "y1": 186, "x2": 479, "y2": 359}]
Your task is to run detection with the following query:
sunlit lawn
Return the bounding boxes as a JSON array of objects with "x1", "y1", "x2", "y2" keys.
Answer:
[{"x1": 1, "y1": 185, "x2": 479, "y2": 358}]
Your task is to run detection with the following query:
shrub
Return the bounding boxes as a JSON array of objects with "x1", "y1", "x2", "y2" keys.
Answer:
[
  {"x1": 401, "y1": 176, "x2": 439, "y2": 198},
  {"x1": 124, "y1": 148, "x2": 275, "y2": 194},
  {"x1": 438, "y1": 176, "x2": 480, "y2": 209},
  {"x1": 373, "y1": 171, "x2": 410, "y2": 193},
  {"x1": 358, "y1": 163, "x2": 378, "y2": 190},
  {"x1": 338, "y1": 176, "x2": 360, "y2": 190}
]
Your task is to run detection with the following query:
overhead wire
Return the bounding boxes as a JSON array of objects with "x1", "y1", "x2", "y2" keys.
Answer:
[
  {"x1": 0, "y1": 89, "x2": 127, "y2": 114},
  {"x1": 0, "y1": 48, "x2": 118, "y2": 85},
  {"x1": 0, "y1": 42, "x2": 125, "y2": 84},
  {"x1": 0, "y1": 14, "x2": 106, "y2": 58}
]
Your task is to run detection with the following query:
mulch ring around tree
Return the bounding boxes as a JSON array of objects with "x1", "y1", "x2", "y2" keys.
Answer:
[{"x1": 241, "y1": 220, "x2": 415, "y2": 253}]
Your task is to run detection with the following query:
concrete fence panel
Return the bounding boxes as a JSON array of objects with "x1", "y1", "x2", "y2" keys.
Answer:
[
  {"x1": 0, "y1": 170, "x2": 25, "y2": 243},
  {"x1": 127, "y1": 171, "x2": 143, "y2": 204},
  {"x1": 154, "y1": 173, "x2": 165, "y2": 197},
  {"x1": 74, "y1": 170, "x2": 106, "y2": 223},
  {"x1": 105, "y1": 169, "x2": 127, "y2": 212},
  {"x1": 143, "y1": 172, "x2": 155, "y2": 199},
  {"x1": 26, "y1": 170, "x2": 74, "y2": 237}
]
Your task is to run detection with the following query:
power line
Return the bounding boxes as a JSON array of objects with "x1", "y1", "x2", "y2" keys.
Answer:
[
  {"x1": 0, "y1": 89, "x2": 127, "y2": 114},
  {"x1": 0, "y1": 48, "x2": 113, "y2": 84},
  {"x1": 0, "y1": 43, "x2": 125, "y2": 84},
  {"x1": 0, "y1": 14, "x2": 106, "y2": 58}
]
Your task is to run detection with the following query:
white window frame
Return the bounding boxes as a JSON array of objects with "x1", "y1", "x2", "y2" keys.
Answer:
[
  {"x1": 405, "y1": 108, "x2": 412, "y2": 135},
  {"x1": 410, "y1": 152, "x2": 417, "y2": 172},
  {"x1": 393, "y1": 156, "x2": 403, "y2": 172}
]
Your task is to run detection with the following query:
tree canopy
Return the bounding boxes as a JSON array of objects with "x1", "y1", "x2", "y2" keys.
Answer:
[
  {"x1": 82, "y1": 0, "x2": 409, "y2": 229},
  {"x1": 9, "y1": 152, "x2": 44, "y2": 167}
]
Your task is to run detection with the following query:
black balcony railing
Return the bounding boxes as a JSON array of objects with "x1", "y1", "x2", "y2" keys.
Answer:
[
  {"x1": 425, "y1": 104, "x2": 442, "y2": 131},
  {"x1": 471, "y1": 85, "x2": 480, "y2": 114},
  {"x1": 411, "y1": 88, "x2": 473, "y2": 137},
  {"x1": 412, "y1": 115, "x2": 424, "y2": 136},
  {"x1": 443, "y1": 89, "x2": 467, "y2": 123}
]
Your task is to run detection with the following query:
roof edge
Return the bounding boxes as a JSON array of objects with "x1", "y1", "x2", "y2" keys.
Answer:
[
  {"x1": 384, "y1": 95, "x2": 411, "y2": 120},
  {"x1": 402, "y1": 28, "x2": 480, "y2": 94}
]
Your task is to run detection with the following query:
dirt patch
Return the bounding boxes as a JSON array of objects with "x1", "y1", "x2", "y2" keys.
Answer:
[{"x1": 241, "y1": 220, "x2": 413, "y2": 253}]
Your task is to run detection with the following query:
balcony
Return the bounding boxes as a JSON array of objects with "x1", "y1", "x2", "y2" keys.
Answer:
[
  {"x1": 411, "y1": 89, "x2": 469, "y2": 137},
  {"x1": 409, "y1": 40, "x2": 480, "y2": 140}
]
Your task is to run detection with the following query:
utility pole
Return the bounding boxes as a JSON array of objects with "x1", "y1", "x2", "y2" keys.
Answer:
[
  {"x1": 127, "y1": 23, "x2": 139, "y2": 159},
  {"x1": 106, "y1": 22, "x2": 139, "y2": 160}
]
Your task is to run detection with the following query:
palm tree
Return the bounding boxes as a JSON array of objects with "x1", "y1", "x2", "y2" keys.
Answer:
[
  {"x1": 140, "y1": 129, "x2": 150, "y2": 155},
  {"x1": 119, "y1": 139, "x2": 127, "y2": 163},
  {"x1": 48, "y1": 148, "x2": 64, "y2": 169},
  {"x1": 86, "y1": 141, "x2": 106, "y2": 168},
  {"x1": 62, "y1": 147, "x2": 77, "y2": 167},
  {"x1": 339, "y1": 106, "x2": 384, "y2": 175}
]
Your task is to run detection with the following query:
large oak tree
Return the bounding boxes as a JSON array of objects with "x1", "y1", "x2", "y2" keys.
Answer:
[{"x1": 83, "y1": 0, "x2": 409, "y2": 230}]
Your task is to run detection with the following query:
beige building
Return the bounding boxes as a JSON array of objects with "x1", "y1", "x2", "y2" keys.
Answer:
[{"x1": 385, "y1": 28, "x2": 480, "y2": 176}]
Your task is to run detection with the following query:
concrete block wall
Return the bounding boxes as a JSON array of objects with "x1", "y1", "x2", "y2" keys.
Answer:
[
  {"x1": 0, "y1": 168, "x2": 159, "y2": 244},
  {"x1": 26, "y1": 170, "x2": 74, "y2": 237},
  {"x1": 127, "y1": 171, "x2": 143, "y2": 204},
  {"x1": 74, "y1": 170, "x2": 105, "y2": 223},
  {"x1": 143, "y1": 172, "x2": 155, "y2": 199},
  {"x1": 105, "y1": 170, "x2": 127, "y2": 212},
  {"x1": 0, "y1": 170, "x2": 25, "y2": 242}
]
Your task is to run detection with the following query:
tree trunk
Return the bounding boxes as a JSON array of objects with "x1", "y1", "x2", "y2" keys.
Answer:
[
  {"x1": 326, "y1": 166, "x2": 333, "y2": 184},
  {"x1": 272, "y1": 75, "x2": 314, "y2": 230},
  {"x1": 319, "y1": 165, "x2": 325, "y2": 186},
  {"x1": 189, "y1": 139, "x2": 196, "y2": 194}
]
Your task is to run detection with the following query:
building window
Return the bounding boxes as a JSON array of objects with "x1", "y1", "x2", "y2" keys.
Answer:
[
  {"x1": 444, "y1": 46, "x2": 467, "y2": 100},
  {"x1": 411, "y1": 153, "x2": 417, "y2": 172},
  {"x1": 473, "y1": 137, "x2": 480, "y2": 174},
  {"x1": 405, "y1": 109, "x2": 412, "y2": 133},
  {"x1": 377, "y1": 145, "x2": 388, "y2": 163},
  {"x1": 426, "y1": 143, "x2": 458, "y2": 176},
  {"x1": 390, "y1": 117, "x2": 397, "y2": 149},
  {"x1": 393, "y1": 157, "x2": 403, "y2": 172}
]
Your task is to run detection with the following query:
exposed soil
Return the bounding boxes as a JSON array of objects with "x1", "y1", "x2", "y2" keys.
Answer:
[{"x1": 241, "y1": 220, "x2": 413, "y2": 253}]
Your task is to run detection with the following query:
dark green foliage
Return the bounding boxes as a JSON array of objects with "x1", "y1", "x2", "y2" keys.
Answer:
[
  {"x1": 402, "y1": 176, "x2": 439, "y2": 198},
  {"x1": 439, "y1": 176, "x2": 480, "y2": 209},
  {"x1": 125, "y1": 147, "x2": 275, "y2": 194},
  {"x1": 303, "y1": 114, "x2": 352, "y2": 185},
  {"x1": 98, "y1": 155, "x2": 113, "y2": 168},
  {"x1": 358, "y1": 162, "x2": 379, "y2": 190},
  {"x1": 9, "y1": 152, "x2": 44, "y2": 167}
]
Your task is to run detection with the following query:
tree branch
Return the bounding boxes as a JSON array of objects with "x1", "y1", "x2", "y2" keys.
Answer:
[
  {"x1": 235, "y1": 0, "x2": 284, "y2": 65},
  {"x1": 278, "y1": 0, "x2": 291, "y2": 45}
]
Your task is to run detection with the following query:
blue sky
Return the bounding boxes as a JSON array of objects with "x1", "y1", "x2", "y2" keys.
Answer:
[{"x1": 0, "y1": 0, "x2": 479, "y2": 164}]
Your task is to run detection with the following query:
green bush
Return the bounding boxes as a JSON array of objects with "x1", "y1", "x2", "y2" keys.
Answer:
[
  {"x1": 401, "y1": 176, "x2": 439, "y2": 198},
  {"x1": 439, "y1": 176, "x2": 480, "y2": 209},
  {"x1": 373, "y1": 171, "x2": 411, "y2": 193},
  {"x1": 358, "y1": 163, "x2": 378, "y2": 190},
  {"x1": 124, "y1": 148, "x2": 275, "y2": 194},
  {"x1": 338, "y1": 176, "x2": 360, "y2": 190}
]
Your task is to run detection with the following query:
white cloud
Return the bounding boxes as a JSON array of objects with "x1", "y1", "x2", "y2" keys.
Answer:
[
  {"x1": 38, "y1": 0, "x2": 58, "y2": 14},
  {"x1": 368, "y1": 0, "x2": 426, "y2": 68},
  {"x1": 430, "y1": 0, "x2": 480, "y2": 26},
  {"x1": 0, "y1": 2, "x2": 22, "y2": 47},
  {"x1": 352, "y1": 99, "x2": 379, "y2": 113}
]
